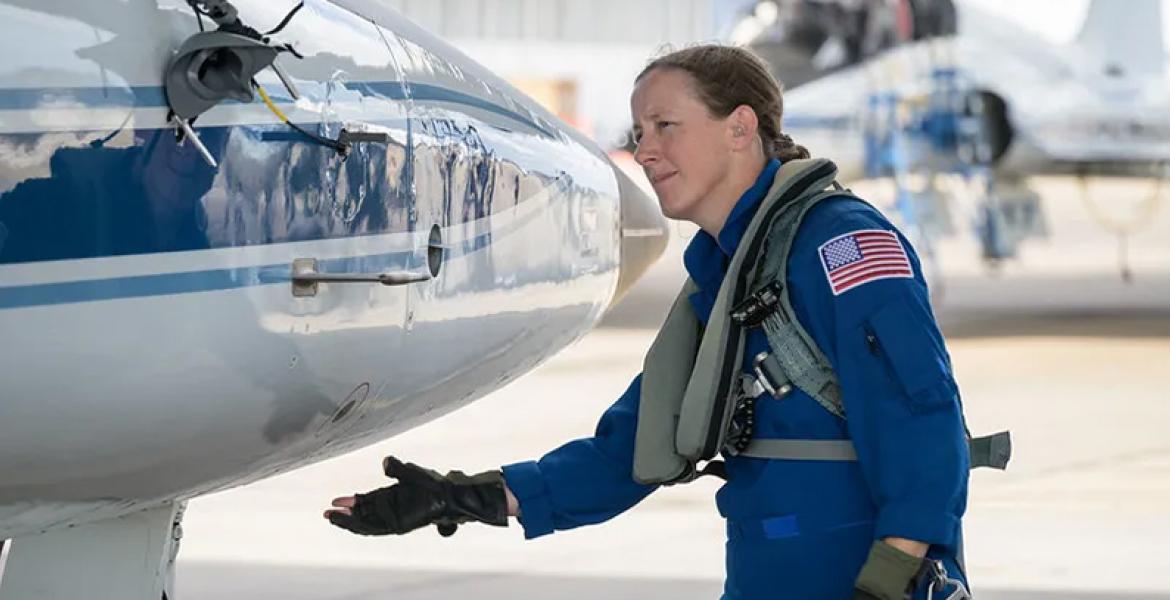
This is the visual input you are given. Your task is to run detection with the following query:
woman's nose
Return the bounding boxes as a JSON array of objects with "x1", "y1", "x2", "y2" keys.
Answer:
[{"x1": 633, "y1": 138, "x2": 657, "y2": 166}]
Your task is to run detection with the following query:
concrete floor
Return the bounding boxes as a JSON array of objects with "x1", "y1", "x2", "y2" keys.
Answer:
[{"x1": 173, "y1": 310, "x2": 1170, "y2": 598}]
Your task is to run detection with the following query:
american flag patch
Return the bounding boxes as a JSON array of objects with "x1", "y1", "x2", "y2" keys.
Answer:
[{"x1": 818, "y1": 229, "x2": 913, "y2": 296}]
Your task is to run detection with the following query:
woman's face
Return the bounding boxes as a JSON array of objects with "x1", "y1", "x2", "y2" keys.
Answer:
[{"x1": 630, "y1": 68, "x2": 733, "y2": 223}]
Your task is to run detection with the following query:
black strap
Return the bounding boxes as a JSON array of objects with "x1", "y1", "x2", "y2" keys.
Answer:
[
  {"x1": 697, "y1": 460, "x2": 728, "y2": 481},
  {"x1": 265, "y1": 1, "x2": 305, "y2": 35},
  {"x1": 729, "y1": 281, "x2": 784, "y2": 328},
  {"x1": 659, "y1": 460, "x2": 729, "y2": 486}
]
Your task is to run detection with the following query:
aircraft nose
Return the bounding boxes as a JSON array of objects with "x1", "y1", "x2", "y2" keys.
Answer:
[{"x1": 611, "y1": 163, "x2": 669, "y2": 307}]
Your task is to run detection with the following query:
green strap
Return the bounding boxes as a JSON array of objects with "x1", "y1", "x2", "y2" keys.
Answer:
[
  {"x1": 633, "y1": 281, "x2": 702, "y2": 485},
  {"x1": 632, "y1": 156, "x2": 1011, "y2": 484},
  {"x1": 759, "y1": 315, "x2": 845, "y2": 418},
  {"x1": 675, "y1": 159, "x2": 840, "y2": 462},
  {"x1": 738, "y1": 433, "x2": 1012, "y2": 470},
  {"x1": 740, "y1": 439, "x2": 859, "y2": 461},
  {"x1": 633, "y1": 159, "x2": 843, "y2": 485},
  {"x1": 968, "y1": 431, "x2": 1012, "y2": 470},
  {"x1": 749, "y1": 187, "x2": 864, "y2": 419}
]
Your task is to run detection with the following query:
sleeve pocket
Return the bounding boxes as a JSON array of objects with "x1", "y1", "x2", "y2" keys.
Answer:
[{"x1": 866, "y1": 299, "x2": 957, "y2": 414}]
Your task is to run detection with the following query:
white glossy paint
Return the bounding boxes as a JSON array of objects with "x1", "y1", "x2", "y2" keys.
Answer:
[{"x1": 0, "y1": 0, "x2": 666, "y2": 550}]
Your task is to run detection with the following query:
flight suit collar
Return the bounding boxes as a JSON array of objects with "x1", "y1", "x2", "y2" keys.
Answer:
[{"x1": 682, "y1": 159, "x2": 782, "y2": 320}]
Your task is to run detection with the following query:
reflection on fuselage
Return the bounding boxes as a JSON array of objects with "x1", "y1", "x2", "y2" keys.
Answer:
[{"x1": 0, "y1": 0, "x2": 661, "y2": 541}]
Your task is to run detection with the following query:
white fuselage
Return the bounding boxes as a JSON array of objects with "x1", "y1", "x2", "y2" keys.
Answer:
[
  {"x1": 0, "y1": 0, "x2": 666, "y2": 540},
  {"x1": 781, "y1": 0, "x2": 1170, "y2": 180}
]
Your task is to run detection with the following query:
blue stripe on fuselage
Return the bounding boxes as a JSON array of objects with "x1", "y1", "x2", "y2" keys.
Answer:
[
  {"x1": 0, "y1": 86, "x2": 166, "y2": 110},
  {"x1": 0, "y1": 250, "x2": 413, "y2": 310},
  {"x1": 0, "y1": 107, "x2": 545, "y2": 266},
  {"x1": 0, "y1": 124, "x2": 380, "y2": 265},
  {"x1": 346, "y1": 82, "x2": 552, "y2": 137},
  {"x1": 0, "y1": 82, "x2": 551, "y2": 136},
  {"x1": 0, "y1": 80, "x2": 568, "y2": 308},
  {"x1": 0, "y1": 218, "x2": 516, "y2": 310},
  {"x1": 0, "y1": 177, "x2": 544, "y2": 310}
]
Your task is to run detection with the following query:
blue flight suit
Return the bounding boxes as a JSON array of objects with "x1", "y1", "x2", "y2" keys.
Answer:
[{"x1": 502, "y1": 159, "x2": 970, "y2": 599}]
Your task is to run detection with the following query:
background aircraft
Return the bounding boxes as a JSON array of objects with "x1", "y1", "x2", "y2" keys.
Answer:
[
  {"x1": 734, "y1": 0, "x2": 1170, "y2": 281},
  {"x1": 0, "y1": 1, "x2": 667, "y2": 597}
]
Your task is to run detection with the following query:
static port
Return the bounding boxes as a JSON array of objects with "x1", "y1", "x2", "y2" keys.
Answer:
[
  {"x1": 319, "y1": 383, "x2": 370, "y2": 435},
  {"x1": 427, "y1": 224, "x2": 444, "y2": 278},
  {"x1": 332, "y1": 399, "x2": 356, "y2": 423}
]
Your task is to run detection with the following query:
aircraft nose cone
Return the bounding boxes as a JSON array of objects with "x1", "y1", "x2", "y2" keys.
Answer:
[{"x1": 611, "y1": 163, "x2": 669, "y2": 307}]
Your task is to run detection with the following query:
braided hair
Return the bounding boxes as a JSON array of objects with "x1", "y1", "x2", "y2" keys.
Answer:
[{"x1": 636, "y1": 45, "x2": 810, "y2": 162}]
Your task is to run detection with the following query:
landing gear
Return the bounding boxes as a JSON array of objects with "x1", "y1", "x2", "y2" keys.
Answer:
[
  {"x1": 893, "y1": 170, "x2": 948, "y2": 300},
  {"x1": 1076, "y1": 166, "x2": 1166, "y2": 283},
  {"x1": 164, "y1": 502, "x2": 185, "y2": 600},
  {"x1": 863, "y1": 45, "x2": 1034, "y2": 291},
  {"x1": 969, "y1": 171, "x2": 1047, "y2": 273},
  {"x1": 969, "y1": 168, "x2": 1011, "y2": 269},
  {"x1": 0, "y1": 501, "x2": 186, "y2": 600},
  {"x1": 865, "y1": 88, "x2": 949, "y2": 299}
]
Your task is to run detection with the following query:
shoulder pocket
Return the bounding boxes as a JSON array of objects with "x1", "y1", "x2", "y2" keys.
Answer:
[{"x1": 863, "y1": 299, "x2": 957, "y2": 414}]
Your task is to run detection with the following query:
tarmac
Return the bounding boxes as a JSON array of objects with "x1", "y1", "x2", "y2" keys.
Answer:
[{"x1": 172, "y1": 175, "x2": 1170, "y2": 599}]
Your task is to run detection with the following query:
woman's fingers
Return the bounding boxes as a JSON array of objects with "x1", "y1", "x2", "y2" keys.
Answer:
[{"x1": 324, "y1": 496, "x2": 356, "y2": 518}]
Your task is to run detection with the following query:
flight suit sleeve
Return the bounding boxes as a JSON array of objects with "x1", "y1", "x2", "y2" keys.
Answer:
[
  {"x1": 501, "y1": 374, "x2": 657, "y2": 539},
  {"x1": 786, "y1": 200, "x2": 969, "y2": 549}
]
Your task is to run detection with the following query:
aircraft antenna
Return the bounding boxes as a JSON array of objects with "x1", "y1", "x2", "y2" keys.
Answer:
[{"x1": 253, "y1": 81, "x2": 383, "y2": 157}]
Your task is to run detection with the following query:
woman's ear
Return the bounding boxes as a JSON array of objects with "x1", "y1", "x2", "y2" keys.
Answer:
[{"x1": 728, "y1": 104, "x2": 760, "y2": 151}]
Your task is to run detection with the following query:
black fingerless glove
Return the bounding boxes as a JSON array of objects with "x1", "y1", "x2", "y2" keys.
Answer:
[
  {"x1": 853, "y1": 540, "x2": 924, "y2": 600},
  {"x1": 328, "y1": 457, "x2": 508, "y2": 537}
]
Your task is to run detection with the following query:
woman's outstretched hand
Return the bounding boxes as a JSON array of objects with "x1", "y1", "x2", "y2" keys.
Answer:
[{"x1": 324, "y1": 456, "x2": 510, "y2": 536}]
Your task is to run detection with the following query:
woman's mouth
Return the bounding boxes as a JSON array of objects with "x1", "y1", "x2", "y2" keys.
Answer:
[{"x1": 651, "y1": 171, "x2": 677, "y2": 185}]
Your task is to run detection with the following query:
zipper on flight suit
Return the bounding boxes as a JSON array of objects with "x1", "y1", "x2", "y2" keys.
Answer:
[{"x1": 863, "y1": 324, "x2": 881, "y2": 356}]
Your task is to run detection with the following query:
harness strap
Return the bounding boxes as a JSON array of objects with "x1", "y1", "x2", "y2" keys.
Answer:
[
  {"x1": 737, "y1": 433, "x2": 1011, "y2": 469},
  {"x1": 746, "y1": 186, "x2": 853, "y2": 419},
  {"x1": 740, "y1": 439, "x2": 859, "y2": 461},
  {"x1": 968, "y1": 430, "x2": 1012, "y2": 470}
]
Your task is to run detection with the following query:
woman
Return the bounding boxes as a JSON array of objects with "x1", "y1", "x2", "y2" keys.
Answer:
[{"x1": 325, "y1": 45, "x2": 971, "y2": 600}]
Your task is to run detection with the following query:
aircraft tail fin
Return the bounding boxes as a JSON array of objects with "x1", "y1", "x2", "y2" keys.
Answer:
[{"x1": 1076, "y1": 0, "x2": 1167, "y2": 77}]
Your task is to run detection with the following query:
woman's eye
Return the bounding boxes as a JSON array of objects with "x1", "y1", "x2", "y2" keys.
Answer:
[{"x1": 657, "y1": 121, "x2": 673, "y2": 130}]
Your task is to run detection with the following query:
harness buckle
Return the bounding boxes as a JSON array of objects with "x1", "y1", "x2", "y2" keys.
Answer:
[
  {"x1": 741, "y1": 371, "x2": 768, "y2": 399},
  {"x1": 752, "y1": 352, "x2": 793, "y2": 399},
  {"x1": 730, "y1": 281, "x2": 784, "y2": 327},
  {"x1": 920, "y1": 559, "x2": 971, "y2": 600},
  {"x1": 722, "y1": 360, "x2": 796, "y2": 458}
]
